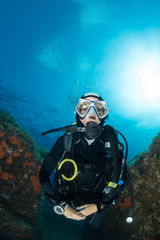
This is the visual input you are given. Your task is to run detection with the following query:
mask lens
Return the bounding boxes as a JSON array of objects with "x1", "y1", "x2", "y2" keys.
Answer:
[
  {"x1": 76, "y1": 99, "x2": 91, "y2": 116},
  {"x1": 95, "y1": 101, "x2": 108, "y2": 118}
]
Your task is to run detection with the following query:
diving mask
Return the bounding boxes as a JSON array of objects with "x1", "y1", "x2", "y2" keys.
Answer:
[{"x1": 75, "y1": 98, "x2": 109, "y2": 119}]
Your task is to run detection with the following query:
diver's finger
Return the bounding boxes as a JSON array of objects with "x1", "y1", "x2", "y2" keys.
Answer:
[{"x1": 76, "y1": 204, "x2": 88, "y2": 210}]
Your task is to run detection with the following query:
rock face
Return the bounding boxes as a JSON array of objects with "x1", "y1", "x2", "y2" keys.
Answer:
[
  {"x1": 102, "y1": 132, "x2": 160, "y2": 240},
  {"x1": 0, "y1": 110, "x2": 42, "y2": 239}
]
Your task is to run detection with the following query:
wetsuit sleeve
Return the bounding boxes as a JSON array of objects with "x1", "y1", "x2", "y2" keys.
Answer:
[{"x1": 39, "y1": 136, "x2": 65, "y2": 204}]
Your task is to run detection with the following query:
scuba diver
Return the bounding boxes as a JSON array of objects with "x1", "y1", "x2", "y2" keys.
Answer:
[{"x1": 39, "y1": 92, "x2": 129, "y2": 239}]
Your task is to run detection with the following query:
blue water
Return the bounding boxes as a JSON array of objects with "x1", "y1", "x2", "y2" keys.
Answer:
[{"x1": 0, "y1": 0, "x2": 160, "y2": 162}]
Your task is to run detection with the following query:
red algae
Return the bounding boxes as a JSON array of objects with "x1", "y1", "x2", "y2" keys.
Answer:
[
  {"x1": 24, "y1": 161, "x2": 33, "y2": 167},
  {"x1": 9, "y1": 136, "x2": 21, "y2": 147},
  {"x1": 0, "y1": 140, "x2": 7, "y2": 149},
  {"x1": 0, "y1": 150, "x2": 5, "y2": 159},
  {"x1": 0, "y1": 131, "x2": 4, "y2": 137},
  {"x1": 0, "y1": 172, "x2": 16, "y2": 181},
  {"x1": 118, "y1": 197, "x2": 131, "y2": 210},
  {"x1": 25, "y1": 152, "x2": 31, "y2": 157},
  {"x1": 2, "y1": 222, "x2": 9, "y2": 226},
  {"x1": 12, "y1": 152, "x2": 20, "y2": 157},
  {"x1": 6, "y1": 156, "x2": 13, "y2": 164},
  {"x1": 37, "y1": 165, "x2": 41, "y2": 173},
  {"x1": 30, "y1": 175, "x2": 41, "y2": 193}
]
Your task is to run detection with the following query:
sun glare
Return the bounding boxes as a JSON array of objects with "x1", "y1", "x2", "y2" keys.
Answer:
[
  {"x1": 101, "y1": 30, "x2": 160, "y2": 121},
  {"x1": 133, "y1": 57, "x2": 160, "y2": 102}
]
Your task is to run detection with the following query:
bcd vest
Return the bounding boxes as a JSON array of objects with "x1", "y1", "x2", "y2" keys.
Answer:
[{"x1": 53, "y1": 125, "x2": 125, "y2": 200}]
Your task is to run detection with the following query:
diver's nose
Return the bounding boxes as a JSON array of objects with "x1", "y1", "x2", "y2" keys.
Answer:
[{"x1": 88, "y1": 107, "x2": 97, "y2": 118}]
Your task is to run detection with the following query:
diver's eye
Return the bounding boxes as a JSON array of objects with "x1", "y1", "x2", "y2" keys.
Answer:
[
  {"x1": 81, "y1": 103, "x2": 89, "y2": 109},
  {"x1": 95, "y1": 103, "x2": 103, "y2": 114},
  {"x1": 79, "y1": 102, "x2": 90, "y2": 113}
]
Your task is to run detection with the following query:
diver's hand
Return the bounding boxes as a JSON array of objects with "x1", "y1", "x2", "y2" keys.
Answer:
[
  {"x1": 64, "y1": 205, "x2": 86, "y2": 220},
  {"x1": 76, "y1": 204, "x2": 98, "y2": 216}
]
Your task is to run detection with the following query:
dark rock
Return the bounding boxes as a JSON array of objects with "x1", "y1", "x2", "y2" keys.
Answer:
[{"x1": 0, "y1": 110, "x2": 43, "y2": 239}]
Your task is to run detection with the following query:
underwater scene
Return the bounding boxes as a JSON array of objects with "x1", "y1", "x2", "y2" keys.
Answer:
[{"x1": 0, "y1": 0, "x2": 160, "y2": 239}]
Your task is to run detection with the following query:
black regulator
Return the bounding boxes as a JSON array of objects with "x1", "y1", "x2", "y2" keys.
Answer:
[{"x1": 41, "y1": 122, "x2": 102, "y2": 140}]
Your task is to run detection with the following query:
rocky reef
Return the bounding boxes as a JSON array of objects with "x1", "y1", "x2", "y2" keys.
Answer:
[
  {"x1": 0, "y1": 110, "x2": 43, "y2": 239},
  {"x1": 102, "y1": 132, "x2": 160, "y2": 240},
  {"x1": 0, "y1": 109, "x2": 160, "y2": 240}
]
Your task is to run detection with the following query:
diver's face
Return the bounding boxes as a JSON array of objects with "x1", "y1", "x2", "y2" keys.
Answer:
[{"x1": 79, "y1": 97, "x2": 101, "y2": 127}]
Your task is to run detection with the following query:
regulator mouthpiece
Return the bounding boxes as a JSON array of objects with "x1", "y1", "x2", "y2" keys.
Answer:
[{"x1": 85, "y1": 122, "x2": 102, "y2": 139}]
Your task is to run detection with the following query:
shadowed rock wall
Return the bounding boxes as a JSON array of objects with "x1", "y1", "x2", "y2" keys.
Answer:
[{"x1": 0, "y1": 110, "x2": 42, "y2": 239}]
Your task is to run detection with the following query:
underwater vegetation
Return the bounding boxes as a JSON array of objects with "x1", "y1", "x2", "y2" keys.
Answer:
[{"x1": 0, "y1": 109, "x2": 160, "y2": 240}]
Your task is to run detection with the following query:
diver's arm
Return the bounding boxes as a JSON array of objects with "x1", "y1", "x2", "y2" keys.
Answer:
[{"x1": 39, "y1": 136, "x2": 66, "y2": 204}]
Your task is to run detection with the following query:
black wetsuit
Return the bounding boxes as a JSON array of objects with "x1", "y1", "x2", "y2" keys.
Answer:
[
  {"x1": 39, "y1": 129, "x2": 128, "y2": 240},
  {"x1": 39, "y1": 129, "x2": 127, "y2": 209}
]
